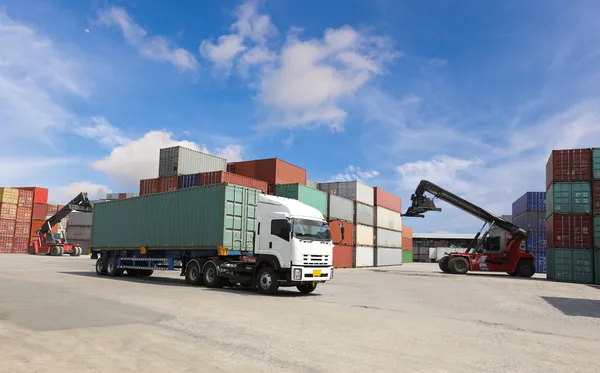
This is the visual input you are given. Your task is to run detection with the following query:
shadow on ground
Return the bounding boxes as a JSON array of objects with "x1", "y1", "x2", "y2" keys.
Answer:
[
  {"x1": 371, "y1": 269, "x2": 548, "y2": 282},
  {"x1": 542, "y1": 296, "x2": 600, "y2": 318}
]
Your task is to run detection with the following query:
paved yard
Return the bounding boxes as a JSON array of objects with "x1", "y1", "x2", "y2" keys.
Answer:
[{"x1": 1, "y1": 255, "x2": 599, "y2": 372}]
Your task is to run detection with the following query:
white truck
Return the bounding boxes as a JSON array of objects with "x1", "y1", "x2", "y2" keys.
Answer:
[{"x1": 91, "y1": 184, "x2": 341, "y2": 295}]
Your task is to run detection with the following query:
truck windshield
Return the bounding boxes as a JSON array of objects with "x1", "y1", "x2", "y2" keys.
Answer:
[{"x1": 293, "y1": 219, "x2": 331, "y2": 241}]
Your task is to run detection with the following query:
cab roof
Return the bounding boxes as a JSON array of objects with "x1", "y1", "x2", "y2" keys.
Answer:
[{"x1": 259, "y1": 194, "x2": 325, "y2": 220}]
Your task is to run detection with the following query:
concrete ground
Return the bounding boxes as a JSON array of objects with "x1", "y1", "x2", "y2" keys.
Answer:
[{"x1": 1, "y1": 256, "x2": 599, "y2": 373}]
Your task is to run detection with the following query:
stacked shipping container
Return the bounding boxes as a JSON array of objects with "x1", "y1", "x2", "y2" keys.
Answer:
[
  {"x1": 512, "y1": 192, "x2": 547, "y2": 273},
  {"x1": 594, "y1": 149, "x2": 600, "y2": 284},
  {"x1": 374, "y1": 187, "x2": 403, "y2": 266},
  {"x1": 0, "y1": 188, "x2": 35, "y2": 253},
  {"x1": 402, "y1": 226, "x2": 413, "y2": 263},
  {"x1": 326, "y1": 194, "x2": 355, "y2": 268},
  {"x1": 545, "y1": 149, "x2": 595, "y2": 283},
  {"x1": 66, "y1": 211, "x2": 93, "y2": 254}
]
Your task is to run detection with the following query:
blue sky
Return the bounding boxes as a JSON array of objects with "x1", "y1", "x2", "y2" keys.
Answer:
[{"x1": 1, "y1": 0, "x2": 599, "y2": 233}]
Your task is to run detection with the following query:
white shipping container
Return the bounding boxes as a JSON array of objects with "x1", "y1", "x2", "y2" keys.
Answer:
[
  {"x1": 375, "y1": 228, "x2": 402, "y2": 248},
  {"x1": 355, "y1": 246, "x2": 375, "y2": 267},
  {"x1": 376, "y1": 247, "x2": 403, "y2": 266},
  {"x1": 317, "y1": 181, "x2": 374, "y2": 206},
  {"x1": 159, "y1": 146, "x2": 227, "y2": 177},
  {"x1": 306, "y1": 180, "x2": 318, "y2": 189},
  {"x1": 68, "y1": 212, "x2": 93, "y2": 226},
  {"x1": 328, "y1": 194, "x2": 354, "y2": 222},
  {"x1": 376, "y1": 206, "x2": 402, "y2": 231},
  {"x1": 356, "y1": 202, "x2": 374, "y2": 226},
  {"x1": 356, "y1": 224, "x2": 374, "y2": 246},
  {"x1": 66, "y1": 225, "x2": 92, "y2": 240}
]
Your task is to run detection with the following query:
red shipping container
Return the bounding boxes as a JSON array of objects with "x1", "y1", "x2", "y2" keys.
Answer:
[
  {"x1": 0, "y1": 236, "x2": 13, "y2": 253},
  {"x1": 32, "y1": 203, "x2": 48, "y2": 220},
  {"x1": 0, "y1": 219, "x2": 16, "y2": 237},
  {"x1": 15, "y1": 187, "x2": 48, "y2": 204},
  {"x1": 0, "y1": 203, "x2": 17, "y2": 220},
  {"x1": 196, "y1": 171, "x2": 268, "y2": 193},
  {"x1": 17, "y1": 189, "x2": 33, "y2": 208},
  {"x1": 158, "y1": 176, "x2": 179, "y2": 193},
  {"x1": 140, "y1": 178, "x2": 159, "y2": 196},
  {"x1": 329, "y1": 220, "x2": 354, "y2": 246},
  {"x1": 333, "y1": 245, "x2": 353, "y2": 268},
  {"x1": 374, "y1": 187, "x2": 402, "y2": 213},
  {"x1": 228, "y1": 158, "x2": 307, "y2": 185},
  {"x1": 546, "y1": 149, "x2": 592, "y2": 189},
  {"x1": 118, "y1": 193, "x2": 127, "y2": 199},
  {"x1": 546, "y1": 214, "x2": 593, "y2": 249},
  {"x1": 16, "y1": 206, "x2": 32, "y2": 222},
  {"x1": 12, "y1": 237, "x2": 29, "y2": 253},
  {"x1": 593, "y1": 180, "x2": 600, "y2": 216},
  {"x1": 402, "y1": 226, "x2": 413, "y2": 251},
  {"x1": 14, "y1": 222, "x2": 31, "y2": 238},
  {"x1": 46, "y1": 204, "x2": 58, "y2": 215}
]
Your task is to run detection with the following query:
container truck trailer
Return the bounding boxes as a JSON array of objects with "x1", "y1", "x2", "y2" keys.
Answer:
[{"x1": 90, "y1": 183, "x2": 342, "y2": 294}]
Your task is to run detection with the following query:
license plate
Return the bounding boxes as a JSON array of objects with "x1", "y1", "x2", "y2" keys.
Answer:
[{"x1": 313, "y1": 270, "x2": 321, "y2": 277}]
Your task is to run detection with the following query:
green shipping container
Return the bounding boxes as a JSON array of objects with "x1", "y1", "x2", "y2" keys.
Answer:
[
  {"x1": 595, "y1": 250, "x2": 600, "y2": 285},
  {"x1": 275, "y1": 184, "x2": 328, "y2": 217},
  {"x1": 402, "y1": 250, "x2": 413, "y2": 263},
  {"x1": 593, "y1": 148, "x2": 600, "y2": 180},
  {"x1": 595, "y1": 216, "x2": 600, "y2": 248},
  {"x1": 545, "y1": 182, "x2": 591, "y2": 218},
  {"x1": 546, "y1": 248, "x2": 594, "y2": 284},
  {"x1": 90, "y1": 184, "x2": 259, "y2": 252}
]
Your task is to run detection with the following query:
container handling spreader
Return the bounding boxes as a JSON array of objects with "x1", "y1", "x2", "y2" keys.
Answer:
[{"x1": 403, "y1": 180, "x2": 535, "y2": 277}]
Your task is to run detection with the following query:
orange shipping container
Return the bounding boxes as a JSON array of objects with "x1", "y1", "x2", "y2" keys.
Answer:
[
  {"x1": 30, "y1": 220, "x2": 58, "y2": 237},
  {"x1": 333, "y1": 245, "x2": 353, "y2": 268},
  {"x1": 15, "y1": 187, "x2": 48, "y2": 204},
  {"x1": 17, "y1": 189, "x2": 33, "y2": 208},
  {"x1": 32, "y1": 203, "x2": 48, "y2": 220},
  {"x1": 12, "y1": 237, "x2": 29, "y2": 253},
  {"x1": 402, "y1": 226, "x2": 413, "y2": 251},
  {"x1": 158, "y1": 176, "x2": 178, "y2": 193},
  {"x1": 140, "y1": 178, "x2": 159, "y2": 196},
  {"x1": 0, "y1": 203, "x2": 17, "y2": 220},
  {"x1": 16, "y1": 206, "x2": 32, "y2": 222},
  {"x1": 0, "y1": 219, "x2": 16, "y2": 237},
  {"x1": 329, "y1": 220, "x2": 354, "y2": 246},
  {"x1": 228, "y1": 158, "x2": 307, "y2": 185},
  {"x1": 14, "y1": 222, "x2": 31, "y2": 238},
  {"x1": 0, "y1": 237, "x2": 13, "y2": 253},
  {"x1": 46, "y1": 204, "x2": 58, "y2": 215},
  {"x1": 374, "y1": 187, "x2": 402, "y2": 213}
]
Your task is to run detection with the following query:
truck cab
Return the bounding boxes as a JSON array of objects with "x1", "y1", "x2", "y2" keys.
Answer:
[{"x1": 253, "y1": 195, "x2": 334, "y2": 292}]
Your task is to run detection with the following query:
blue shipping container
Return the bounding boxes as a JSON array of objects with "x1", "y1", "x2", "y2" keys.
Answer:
[
  {"x1": 178, "y1": 173, "x2": 200, "y2": 189},
  {"x1": 512, "y1": 192, "x2": 546, "y2": 217},
  {"x1": 525, "y1": 231, "x2": 547, "y2": 252},
  {"x1": 512, "y1": 211, "x2": 546, "y2": 232},
  {"x1": 531, "y1": 249, "x2": 547, "y2": 273}
]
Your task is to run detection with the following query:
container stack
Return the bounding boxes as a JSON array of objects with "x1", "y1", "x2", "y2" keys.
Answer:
[
  {"x1": 373, "y1": 187, "x2": 403, "y2": 266},
  {"x1": 66, "y1": 211, "x2": 93, "y2": 254},
  {"x1": 402, "y1": 226, "x2": 413, "y2": 263},
  {"x1": 545, "y1": 149, "x2": 595, "y2": 283},
  {"x1": 326, "y1": 193, "x2": 355, "y2": 268},
  {"x1": 0, "y1": 188, "x2": 19, "y2": 253},
  {"x1": 178, "y1": 171, "x2": 268, "y2": 193},
  {"x1": 227, "y1": 158, "x2": 308, "y2": 193},
  {"x1": 593, "y1": 149, "x2": 600, "y2": 284},
  {"x1": 512, "y1": 192, "x2": 547, "y2": 273},
  {"x1": 106, "y1": 193, "x2": 138, "y2": 200},
  {"x1": 318, "y1": 181, "x2": 376, "y2": 267}
]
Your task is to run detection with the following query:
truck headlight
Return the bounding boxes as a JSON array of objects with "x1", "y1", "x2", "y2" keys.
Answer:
[{"x1": 293, "y1": 268, "x2": 302, "y2": 280}]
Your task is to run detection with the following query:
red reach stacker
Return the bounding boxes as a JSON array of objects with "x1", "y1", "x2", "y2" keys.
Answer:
[
  {"x1": 28, "y1": 192, "x2": 93, "y2": 256},
  {"x1": 403, "y1": 180, "x2": 535, "y2": 277}
]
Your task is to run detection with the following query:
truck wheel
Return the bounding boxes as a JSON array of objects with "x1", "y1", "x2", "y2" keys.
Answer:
[
  {"x1": 256, "y1": 266, "x2": 279, "y2": 295},
  {"x1": 449, "y1": 257, "x2": 469, "y2": 274},
  {"x1": 106, "y1": 258, "x2": 124, "y2": 277},
  {"x1": 438, "y1": 256, "x2": 450, "y2": 273},
  {"x1": 517, "y1": 261, "x2": 535, "y2": 278},
  {"x1": 50, "y1": 246, "x2": 61, "y2": 256},
  {"x1": 185, "y1": 261, "x2": 203, "y2": 286},
  {"x1": 95, "y1": 257, "x2": 108, "y2": 276},
  {"x1": 203, "y1": 262, "x2": 223, "y2": 288},
  {"x1": 297, "y1": 283, "x2": 317, "y2": 294}
]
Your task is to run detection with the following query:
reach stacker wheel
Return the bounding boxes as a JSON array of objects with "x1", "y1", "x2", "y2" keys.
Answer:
[
  {"x1": 256, "y1": 266, "x2": 279, "y2": 295},
  {"x1": 50, "y1": 246, "x2": 61, "y2": 256},
  {"x1": 438, "y1": 256, "x2": 450, "y2": 273},
  {"x1": 95, "y1": 257, "x2": 108, "y2": 276},
  {"x1": 516, "y1": 261, "x2": 535, "y2": 278},
  {"x1": 203, "y1": 261, "x2": 223, "y2": 288},
  {"x1": 449, "y1": 257, "x2": 469, "y2": 274},
  {"x1": 185, "y1": 261, "x2": 204, "y2": 286},
  {"x1": 297, "y1": 283, "x2": 317, "y2": 294}
]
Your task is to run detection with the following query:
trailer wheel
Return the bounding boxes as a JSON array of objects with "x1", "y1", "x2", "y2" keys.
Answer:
[
  {"x1": 106, "y1": 258, "x2": 124, "y2": 277},
  {"x1": 449, "y1": 257, "x2": 469, "y2": 274},
  {"x1": 95, "y1": 257, "x2": 108, "y2": 276},
  {"x1": 516, "y1": 261, "x2": 535, "y2": 278},
  {"x1": 438, "y1": 256, "x2": 450, "y2": 273},
  {"x1": 203, "y1": 262, "x2": 223, "y2": 288},
  {"x1": 185, "y1": 261, "x2": 203, "y2": 286},
  {"x1": 256, "y1": 266, "x2": 279, "y2": 295},
  {"x1": 297, "y1": 283, "x2": 317, "y2": 294}
]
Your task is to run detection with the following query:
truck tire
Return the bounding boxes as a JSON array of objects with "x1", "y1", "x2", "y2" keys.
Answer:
[
  {"x1": 95, "y1": 257, "x2": 108, "y2": 276},
  {"x1": 106, "y1": 258, "x2": 124, "y2": 277},
  {"x1": 203, "y1": 261, "x2": 223, "y2": 288},
  {"x1": 438, "y1": 256, "x2": 450, "y2": 273},
  {"x1": 185, "y1": 261, "x2": 204, "y2": 286},
  {"x1": 50, "y1": 246, "x2": 61, "y2": 256},
  {"x1": 516, "y1": 261, "x2": 535, "y2": 278},
  {"x1": 449, "y1": 257, "x2": 469, "y2": 274},
  {"x1": 297, "y1": 283, "x2": 317, "y2": 294},
  {"x1": 256, "y1": 266, "x2": 279, "y2": 295}
]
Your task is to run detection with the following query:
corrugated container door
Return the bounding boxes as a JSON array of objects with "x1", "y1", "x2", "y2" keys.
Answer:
[
  {"x1": 333, "y1": 245, "x2": 352, "y2": 268},
  {"x1": 593, "y1": 181, "x2": 600, "y2": 215},
  {"x1": 355, "y1": 202, "x2": 374, "y2": 226},
  {"x1": 0, "y1": 203, "x2": 17, "y2": 220},
  {"x1": 592, "y1": 148, "x2": 600, "y2": 179},
  {"x1": 355, "y1": 224, "x2": 374, "y2": 246},
  {"x1": 594, "y1": 216, "x2": 600, "y2": 248},
  {"x1": 376, "y1": 247, "x2": 402, "y2": 266},
  {"x1": 376, "y1": 207, "x2": 402, "y2": 231},
  {"x1": 0, "y1": 220, "x2": 16, "y2": 237},
  {"x1": 553, "y1": 248, "x2": 573, "y2": 282},
  {"x1": 355, "y1": 246, "x2": 374, "y2": 267},
  {"x1": 546, "y1": 149, "x2": 592, "y2": 188},
  {"x1": 572, "y1": 249, "x2": 594, "y2": 284},
  {"x1": 0, "y1": 188, "x2": 19, "y2": 204},
  {"x1": 328, "y1": 194, "x2": 354, "y2": 222},
  {"x1": 17, "y1": 189, "x2": 33, "y2": 208},
  {"x1": 402, "y1": 250, "x2": 413, "y2": 263}
]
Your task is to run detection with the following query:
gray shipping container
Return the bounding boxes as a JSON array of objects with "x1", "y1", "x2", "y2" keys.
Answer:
[
  {"x1": 356, "y1": 202, "x2": 374, "y2": 226},
  {"x1": 328, "y1": 194, "x2": 354, "y2": 222},
  {"x1": 376, "y1": 247, "x2": 403, "y2": 266},
  {"x1": 69, "y1": 239, "x2": 91, "y2": 254},
  {"x1": 68, "y1": 211, "x2": 93, "y2": 226},
  {"x1": 159, "y1": 146, "x2": 227, "y2": 177},
  {"x1": 355, "y1": 246, "x2": 375, "y2": 267},
  {"x1": 317, "y1": 181, "x2": 374, "y2": 206},
  {"x1": 67, "y1": 226, "x2": 92, "y2": 240},
  {"x1": 375, "y1": 228, "x2": 402, "y2": 248}
]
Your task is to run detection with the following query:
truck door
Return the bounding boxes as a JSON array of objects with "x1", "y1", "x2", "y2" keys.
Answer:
[{"x1": 257, "y1": 218, "x2": 291, "y2": 268}]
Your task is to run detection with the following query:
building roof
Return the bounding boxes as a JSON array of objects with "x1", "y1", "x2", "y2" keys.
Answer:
[{"x1": 413, "y1": 232, "x2": 475, "y2": 240}]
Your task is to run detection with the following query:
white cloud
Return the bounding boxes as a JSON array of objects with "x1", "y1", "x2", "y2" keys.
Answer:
[
  {"x1": 49, "y1": 182, "x2": 112, "y2": 204},
  {"x1": 78, "y1": 116, "x2": 129, "y2": 147},
  {"x1": 215, "y1": 144, "x2": 244, "y2": 162},
  {"x1": 334, "y1": 165, "x2": 380, "y2": 183},
  {"x1": 200, "y1": 34, "x2": 247, "y2": 71},
  {"x1": 97, "y1": 7, "x2": 198, "y2": 72}
]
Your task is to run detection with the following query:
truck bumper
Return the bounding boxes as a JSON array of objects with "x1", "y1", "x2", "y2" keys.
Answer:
[{"x1": 289, "y1": 266, "x2": 333, "y2": 283}]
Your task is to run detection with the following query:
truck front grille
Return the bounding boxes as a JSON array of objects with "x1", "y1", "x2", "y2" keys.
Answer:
[{"x1": 303, "y1": 254, "x2": 329, "y2": 266}]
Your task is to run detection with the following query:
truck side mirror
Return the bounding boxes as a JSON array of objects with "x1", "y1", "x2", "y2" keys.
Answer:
[{"x1": 340, "y1": 224, "x2": 345, "y2": 240}]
